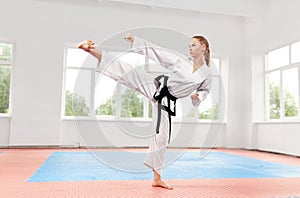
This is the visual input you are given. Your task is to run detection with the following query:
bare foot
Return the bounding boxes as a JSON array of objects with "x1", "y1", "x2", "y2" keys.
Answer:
[
  {"x1": 152, "y1": 180, "x2": 173, "y2": 190},
  {"x1": 77, "y1": 40, "x2": 102, "y2": 61}
]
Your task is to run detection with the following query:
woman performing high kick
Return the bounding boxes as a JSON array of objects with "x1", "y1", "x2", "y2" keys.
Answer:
[{"x1": 77, "y1": 33, "x2": 212, "y2": 190}]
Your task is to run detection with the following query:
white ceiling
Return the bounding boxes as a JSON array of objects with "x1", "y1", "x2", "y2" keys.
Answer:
[
  {"x1": 103, "y1": 0, "x2": 270, "y2": 17},
  {"x1": 36, "y1": 0, "x2": 271, "y2": 18}
]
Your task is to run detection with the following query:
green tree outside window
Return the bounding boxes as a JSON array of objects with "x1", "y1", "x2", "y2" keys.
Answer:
[
  {"x1": 95, "y1": 97, "x2": 116, "y2": 116},
  {"x1": 269, "y1": 83, "x2": 298, "y2": 119},
  {"x1": 65, "y1": 90, "x2": 90, "y2": 116},
  {"x1": 121, "y1": 89, "x2": 143, "y2": 117},
  {"x1": 0, "y1": 66, "x2": 10, "y2": 113},
  {"x1": 0, "y1": 43, "x2": 12, "y2": 114},
  {"x1": 95, "y1": 88, "x2": 144, "y2": 117}
]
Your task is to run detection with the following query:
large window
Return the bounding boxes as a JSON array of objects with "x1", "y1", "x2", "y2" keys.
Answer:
[
  {"x1": 198, "y1": 58, "x2": 221, "y2": 120},
  {"x1": 64, "y1": 48, "x2": 94, "y2": 117},
  {"x1": 63, "y1": 45, "x2": 224, "y2": 121},
  {"x1": 0, "y1": 42, "x2": 13, "y2": 115},
  {"x1": 265, "y1": 42, "x2": 300, "y2": 120},
  {"x1": 63, "y1": 47, "x2": 150, "y2": 119},
  {"x1": 184, "y1": 58, "x2": 222, "y2": 121}
]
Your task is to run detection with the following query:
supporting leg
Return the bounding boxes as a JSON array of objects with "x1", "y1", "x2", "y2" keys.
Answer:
[{"x1": 144, "y1": 104, "x2": 173, "y2": 190}]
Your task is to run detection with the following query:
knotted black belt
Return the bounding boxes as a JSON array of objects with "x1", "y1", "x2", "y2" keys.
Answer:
[{"x1": 153, "y1": 75, "x2": 177, "y2": 143}]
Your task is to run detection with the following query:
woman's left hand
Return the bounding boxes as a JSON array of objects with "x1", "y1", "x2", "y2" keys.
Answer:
[
  {"x1": 124, "y1": 33, "x2": 134, "y2": 42},
  {"x1": 191, "y1": 93, "x2": 199, "y2": 101}
]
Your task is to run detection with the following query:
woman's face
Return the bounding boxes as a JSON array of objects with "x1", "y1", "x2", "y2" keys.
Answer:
[{"x1": 189, "y1": 38, "x2": 206, "y2": 59}]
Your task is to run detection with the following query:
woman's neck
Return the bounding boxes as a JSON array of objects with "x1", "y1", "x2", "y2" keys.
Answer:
[
  {"x1": 193, "y1": 57, "x2": 204, "y2": 68},
  {"x1": 192, "y1": 57, "x2": 205, "y2": 73}
]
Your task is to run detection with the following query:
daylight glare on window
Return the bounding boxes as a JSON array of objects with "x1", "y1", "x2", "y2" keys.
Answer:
[
  {"x1": 267, "y1": 46, "x2": 289, "y2": 70},
  {"x1": 291, "y1": 41, "x2": 300, "y2": 64}
]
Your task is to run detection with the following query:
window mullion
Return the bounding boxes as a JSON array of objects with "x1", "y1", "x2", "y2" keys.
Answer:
[
  {"x1": 265, "y1": 73, "x2": 270, "y2": 120},
  {"x1": 144, "y1": 54, "x2": 149, "y2": 118},
  {"x1": 143, "y1": 97, "x2": 148, "y2": 119},
  {"x1": 90, "y1": 70, "x2": 95, "y2": 117},
  {"x1": 298, "y1": 66, "x2": 300, "y2": 119},
  {"x1": 289, "y1": 45, "x2": 292, "y2": 65},
  {"x1": 116, "y1": 83, "x2": 121, "y2": 119},
  {"x1": 279, "y1": 70, "x2": 284, "y2": 119},
  {"x1": 264, "y1": 54, "x2": 268, "y2": 120}
]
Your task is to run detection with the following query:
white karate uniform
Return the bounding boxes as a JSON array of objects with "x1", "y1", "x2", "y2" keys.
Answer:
[{"x1": 96, "y1": 37, "x2": 212, "y2": 175}]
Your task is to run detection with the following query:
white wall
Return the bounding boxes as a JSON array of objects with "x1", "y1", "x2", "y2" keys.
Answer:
[
  {"x1": 1, "y1": 0, "x2": 245, "y2": 147},
  {"x1": 0, "y1": 117, "x2": 10, "y2": 146},
  {"x1": 245, "y1": 0, "x2": 300, "y2": 155},
  {"x1": 254, "y1": 123, "x2": 300, "y2": 156},
  {"x1": 61, "y1": 120, "x2": 225, "y2": 148},
  {"x1": 245, "y1": 0, "x2": 300, "y2": 53}
]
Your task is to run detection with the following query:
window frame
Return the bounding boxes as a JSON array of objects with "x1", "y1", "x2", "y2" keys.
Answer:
[
  {"x1": 264, "y1": 42, "x2": 300, "y2": 121},
  {"x1": 0, "y1": 39, "x2": 15, "y2": 117},
  {"x1": 197, "y1": 57, "x2": 223, "y2": 122}
]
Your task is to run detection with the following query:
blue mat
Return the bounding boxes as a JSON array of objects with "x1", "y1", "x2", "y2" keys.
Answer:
[{"x1": 28, "y1": 151, "x2": 300, "y2": 182}]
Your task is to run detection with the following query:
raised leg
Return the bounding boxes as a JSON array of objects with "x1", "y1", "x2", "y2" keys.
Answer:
[{"x1": 78, "y1": 40, "x2": 157, "y2": 101}]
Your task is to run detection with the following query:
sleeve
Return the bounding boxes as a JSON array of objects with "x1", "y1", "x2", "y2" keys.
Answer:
[
  {"x1": 129, "y1": 37, "x2": 187, "y2": 71},
  {"x1": 191, "y1": 75, "x2": 212, "y2": 107}
]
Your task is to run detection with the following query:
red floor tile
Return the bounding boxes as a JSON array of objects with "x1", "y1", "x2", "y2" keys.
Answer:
[{"x1": 0, "y1": 148, "x2": 300, "y2": 197}]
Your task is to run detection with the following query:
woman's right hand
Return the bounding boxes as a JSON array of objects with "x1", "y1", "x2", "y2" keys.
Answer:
[
  {"x1": 191, "y1": 93, "x2": 199, "y2": 101},
  {"x1": 77, "y1": 40, "x2": 95, "y2": 52},
  {"x1": 124, "y1": 33, "x2": 134, "y2": 42}
]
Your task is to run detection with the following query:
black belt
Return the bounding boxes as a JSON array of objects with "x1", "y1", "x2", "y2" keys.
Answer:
[{"x1": 153, "y1": 75, "x2": 177, "y2": 143}]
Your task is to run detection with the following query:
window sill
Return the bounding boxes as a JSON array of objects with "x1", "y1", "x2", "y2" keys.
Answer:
[
  {"x1": 254, "y1": 120, "x2": 300, "y2": 124},
  {"x1": 0, "y1": 114, "x2": 12, "y2": 118},
  {"x1": 61, "y1": 116, "x2": 226, "y2": 124}
]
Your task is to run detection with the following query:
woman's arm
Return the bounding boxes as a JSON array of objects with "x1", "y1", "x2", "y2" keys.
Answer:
[
  {"x1": 125, "y1": 33, "x2": 187, "y2": 71},
  {"x1": 191, "y1": 77, "x2": 212, "y2": 107}
]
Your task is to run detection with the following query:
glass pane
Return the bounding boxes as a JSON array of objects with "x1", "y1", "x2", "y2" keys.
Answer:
[
  {"x1": 65, "y1": 69, "x2": 91, "y2": 116},
  {"x1": 94, "y1": 73, "x2": 117, "y2": 116},
  {"x1": 66, "y1": 48, "x2": 98, "y2": 68},
  {"x1": 174, "y1": 100, "x2": 183, "y2": 119},
  {"x1": 291, "y1": 41, "x2": 300, "y2": 64},
  {"x1": 267, "y1": 46, "x2": 289, "y2": 70},
  {"x1": 283, "y1": 68, "x2": 298, "y2": 117},
  {"x1": 148, "y1": 101, "x2": 152, "y2": 118},
  {"x1": 198, "y1": 77, "x2": 220, "y2": 120},
  {"x1": 211, "y1": 58, "x2": 220, "y2": 75},
  {"x1": 0, "y1": 65, "x2": 11, "y2": 113},
  {"x1": 266, "y1": 71, "x2": 280, "y2": 119},
  {"x1": 121, "y1": 85, "x2": 143, "y2": 118},
  {"x1": 0, "y1": 43, "x2": 13, "y2": 62}
]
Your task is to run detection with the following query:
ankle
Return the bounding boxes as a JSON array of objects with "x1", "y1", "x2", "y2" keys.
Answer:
[
  {"x1": 153, "y1": 171, "x2": 161, "y2": 181},
  {"x1": 154, "y1": 177, "x2": 161, "y2": 182}
]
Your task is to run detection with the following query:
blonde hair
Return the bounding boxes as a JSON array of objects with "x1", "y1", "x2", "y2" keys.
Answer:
[{"x1": 192, "y1": 35, "x2": 210, "y2": 67}]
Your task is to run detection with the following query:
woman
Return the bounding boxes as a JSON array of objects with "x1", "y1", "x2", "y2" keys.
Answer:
[{"x1": 77, "y1": 33, "x2": 212, "y2": 190}]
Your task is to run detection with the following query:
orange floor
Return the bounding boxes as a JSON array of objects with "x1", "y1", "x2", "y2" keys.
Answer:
[{"x1": 1, "y1": 148, "x2": 300, "y2": 197}]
